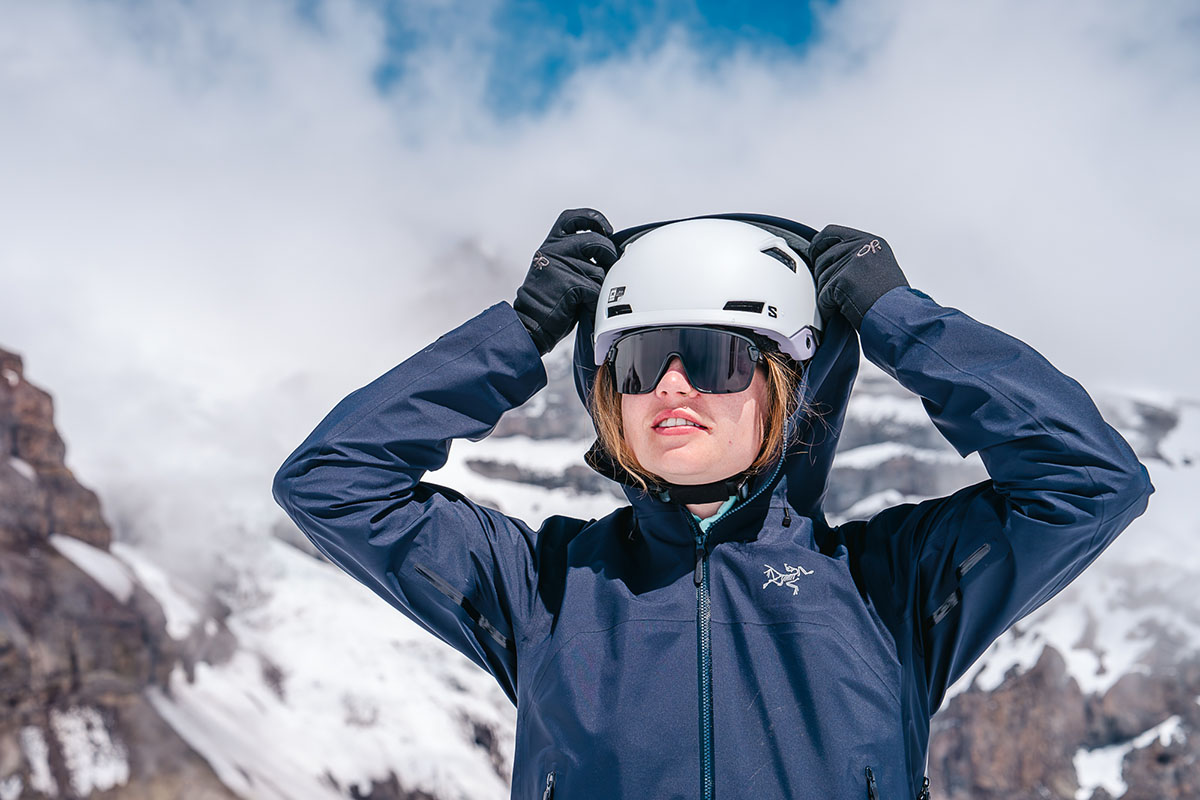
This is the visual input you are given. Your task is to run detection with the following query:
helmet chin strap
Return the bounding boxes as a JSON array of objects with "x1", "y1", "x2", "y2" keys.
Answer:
[
  {"x1": 655, "y1": 474, "x2": 752, "y2": 506},
  {"x1": 582, "y1": 440, "x2": 756, "y2": 506}
]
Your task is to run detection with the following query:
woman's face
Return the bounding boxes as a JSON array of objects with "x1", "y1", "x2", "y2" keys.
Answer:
[{"x1": 621, "y1": 357, "x2": 768, "y2": 486}]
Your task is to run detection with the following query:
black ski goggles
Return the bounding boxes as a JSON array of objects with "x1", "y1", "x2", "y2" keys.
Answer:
[{"x1": 606, "y1": 327, "x2": 764, "y2": 395}]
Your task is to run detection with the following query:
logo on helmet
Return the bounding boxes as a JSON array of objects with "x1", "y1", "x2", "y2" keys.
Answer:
[{"x1": 608, "y1": 286, "x2": 626, "y2": 303}]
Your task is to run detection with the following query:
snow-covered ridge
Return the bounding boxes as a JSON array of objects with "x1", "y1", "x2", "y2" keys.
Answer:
[
  {"x1": 6, "y1": 456, "x2": 35, "y2": 483},
  {"x1": 948, "y1": 402, "x2": 1200, "y2": 701},
  {"x1": 51, "y1": 708, "x2": 130, "y2": 797},
  {"x1": 1074, "y1": 714, "x2": 1187, "y2": 800},
  {"x1": 17, "y1": 727, "x2": 56, "y2": 797},
  {"x1": 13, "y1": 710, "x2": 129, "y2": 800},
  {"x1": 136, "y1": 539, "x2": 516, "y2": 800},
  {"x1": 49, "y1": 534, "x2": 136, "y2": 604},
  {"x1": 459, "y1": 434, "x2": 597, "y2": 473},
  {"x1": 111, "y1": 542, "x2": 203, "y2": 640},
  {"x1": 842, "y1": 392, "x2": 931, "y2": 426},
  {"x1": 832, "y1": 440, "x2": 960, "y2": 470}
]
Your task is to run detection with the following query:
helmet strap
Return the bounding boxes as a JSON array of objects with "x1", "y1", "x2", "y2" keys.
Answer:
[
  {"x1": 583, "y1": 439, "x2": 755, "y2": 505},
  {"x1": 656, "y1": 475, "x2": 751, "y2": 505}
]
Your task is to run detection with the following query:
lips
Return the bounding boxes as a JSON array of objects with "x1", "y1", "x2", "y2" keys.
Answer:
[{"x1": 651, "y1": 410, "x2": 708, "y2": 431}]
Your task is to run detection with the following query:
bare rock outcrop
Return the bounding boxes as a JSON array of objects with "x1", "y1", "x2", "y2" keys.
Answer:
[
  {"x1": 0, "y1": 346, "x2": 236, "y2": 799},
  {"x1": 929, "y1": 647, "x2": 1087, "y2": 799}
]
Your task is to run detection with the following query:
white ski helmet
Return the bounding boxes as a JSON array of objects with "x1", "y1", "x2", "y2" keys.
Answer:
[{"x1": 593, "y1": 218, "x2": 822, "y2": 365}]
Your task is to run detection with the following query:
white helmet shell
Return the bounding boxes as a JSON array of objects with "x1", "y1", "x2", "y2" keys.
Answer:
[{"x1": 593, "y1": 219, "x2": 822, "y2": 365}]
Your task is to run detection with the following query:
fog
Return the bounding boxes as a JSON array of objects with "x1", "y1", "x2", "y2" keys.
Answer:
[{"x1": 1, "y1": 0, "x2": 1196, "y2": 578}]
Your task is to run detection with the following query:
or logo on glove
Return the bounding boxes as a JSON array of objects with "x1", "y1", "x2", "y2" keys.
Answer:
[
  {"x1": 856, "y1": 240, "x2": 882, "y2": 258},
  {"x1": 514, "y1": 209, "x2": 619, "y2": 355},
  {"x1": 808, "y1": 226, "x2": 909, "y2": 330}
]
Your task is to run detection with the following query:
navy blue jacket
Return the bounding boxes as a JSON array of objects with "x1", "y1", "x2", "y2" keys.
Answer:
[{"x1": 273, "y1": 219, "x2": 1152, "y2": 799}]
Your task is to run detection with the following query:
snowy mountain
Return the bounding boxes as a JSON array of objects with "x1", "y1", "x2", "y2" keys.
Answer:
[
  {"x1": 3, "y1": 341, "x2": 1197, "y2": 799},
  {"x1": 930, "y1": 392, "x2": 1200, "y2": 800}
]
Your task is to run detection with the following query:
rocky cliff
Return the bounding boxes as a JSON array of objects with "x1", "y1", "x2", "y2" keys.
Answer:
[{"x1": 0, "y1": 347, "x2": 235, "y2": 800}]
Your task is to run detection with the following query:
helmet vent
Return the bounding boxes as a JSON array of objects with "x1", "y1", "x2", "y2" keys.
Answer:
[
  {"x1": 722, "y1": 300, "x2": 765, "y2": 314},
  {"x1": 606, "y1": 304, "x2": 633, "y2": 318},
  {"x1": 762, "y1": 247, "x2": 798, "y2": 272}
]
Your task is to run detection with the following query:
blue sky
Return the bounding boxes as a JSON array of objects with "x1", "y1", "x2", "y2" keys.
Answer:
[{"x1": 375, "y1": 0, "x2": 830, "y2": 110}]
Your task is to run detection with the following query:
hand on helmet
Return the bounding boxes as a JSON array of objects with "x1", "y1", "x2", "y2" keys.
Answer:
[
  {"x1": 514, "y1": 208, "x2": 619, "y2": 355},
  {"x1": 807, "y1": 225, "x2": 909, "y2": 330}
]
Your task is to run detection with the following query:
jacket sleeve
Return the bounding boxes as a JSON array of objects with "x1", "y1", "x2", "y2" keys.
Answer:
[
  {"x1": 848, "y1": 287, "x2": 1153, "y2": 711},
  {"x1": 271, "y1": 302, "x2": 550, "y2": 703}
]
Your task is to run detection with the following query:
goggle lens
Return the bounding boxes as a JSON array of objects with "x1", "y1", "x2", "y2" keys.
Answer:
[{"x1": 608, "y1": 327, "x2": 761, "y2": 394}]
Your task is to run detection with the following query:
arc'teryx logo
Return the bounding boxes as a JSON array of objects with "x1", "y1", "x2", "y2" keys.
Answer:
[{"x1": 763, "y1": 562, "x2": 814, "y2": 596}]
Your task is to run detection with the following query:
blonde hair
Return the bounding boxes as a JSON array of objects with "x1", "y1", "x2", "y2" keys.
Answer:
[{"x1": 589, "y1": 349, "x2": 805, "y2": 491}]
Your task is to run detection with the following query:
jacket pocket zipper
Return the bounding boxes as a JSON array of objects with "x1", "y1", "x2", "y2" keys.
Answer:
[
  {"x1": 927, "y1": 543, "x2": 993, "y2": 628},
  {"x1": 412, "y1": 561, "x2": 512, "y2": 650},
  {"x1": 865, "y1": 766, "x2": 880, "y2": 800},
  {"x1": 541, "y1": 770, "x2": 556, "y2": 800},
  {"x1": 956, "y1": 542, "x2": 991, "y2": 578}
]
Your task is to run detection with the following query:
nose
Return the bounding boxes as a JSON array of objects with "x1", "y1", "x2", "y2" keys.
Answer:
[{"x1": 654, "y1": 357, "x2": 697, "y2": 396}]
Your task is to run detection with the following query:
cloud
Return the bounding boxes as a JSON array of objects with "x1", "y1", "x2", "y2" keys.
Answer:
[{"x1": 0, "y1": 0, "x2": 1196, "y2": 580}]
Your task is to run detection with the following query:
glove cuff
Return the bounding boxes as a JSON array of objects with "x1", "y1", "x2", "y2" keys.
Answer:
[
  {"x1": 838, "y1": 273, "x2": 909, "y2": 330},
  {"x1": 513, "y1": 307, "x2": 553, "y2": 355}
]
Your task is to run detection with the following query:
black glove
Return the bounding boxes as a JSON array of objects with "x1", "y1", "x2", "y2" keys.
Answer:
[
  {"x1": 807, "y1": 225, "x2": 909, "y2": 330},
  {"x1": 514, "y1": 208, "x2": 619, "y2": 355}
]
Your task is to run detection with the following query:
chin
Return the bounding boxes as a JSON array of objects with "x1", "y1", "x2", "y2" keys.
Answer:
[
  {"x1": 658, "y1": 472, "x2": 716, "y2": 486},
  {"x1": 650, "y1": 456, "x2": 737, "y2": 486}
]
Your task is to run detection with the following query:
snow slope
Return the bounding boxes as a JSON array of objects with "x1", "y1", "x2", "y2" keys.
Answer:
[
  {"x1": 106, "y1": 428, "x2": 619, "y2": 800},
  {"x1": 137, "y1": 537, "x2": 518, "y2": 800}
]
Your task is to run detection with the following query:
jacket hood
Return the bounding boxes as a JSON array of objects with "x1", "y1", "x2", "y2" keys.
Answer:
[{"x1": 572, "y1": 212, "x2": 862, "y2": 522}]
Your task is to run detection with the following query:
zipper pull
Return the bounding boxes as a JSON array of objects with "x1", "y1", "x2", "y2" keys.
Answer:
[
  {"x1": 865, "y1": 766, "x2": 879, "y2": 800},
  {"x1": 694, "y1": 537, "x2": 705, "y2": 587},
  {"x1": 542, "y1": 770, "x2": 556, "y2": 800},
  {"x1": 782, "y1": 506, "x2": 792, "y2": 527}
]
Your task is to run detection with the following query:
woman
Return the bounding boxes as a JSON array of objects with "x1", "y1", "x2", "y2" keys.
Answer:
[{"x1": 274, "y1": 209, "x2": 1152, "y2": 800}]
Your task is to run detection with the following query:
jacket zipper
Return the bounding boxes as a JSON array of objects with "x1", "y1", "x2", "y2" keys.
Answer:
[
  {"x1": 541, "y1": 770, "x2": 555, "y2": 800},
  {"x1": 685, "y1": 449, "x2": 787, "y2": 800},
  {"x1": 694, "y1": 528, "x2": 714, "y2": 800}
]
